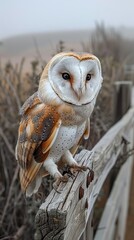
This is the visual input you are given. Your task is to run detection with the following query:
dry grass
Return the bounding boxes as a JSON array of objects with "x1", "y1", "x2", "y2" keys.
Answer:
[{"x1": 0, "y1": 25, "x2": 132, "y2": 239}]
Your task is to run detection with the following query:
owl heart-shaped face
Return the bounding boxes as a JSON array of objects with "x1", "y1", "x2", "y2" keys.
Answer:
[{"x1": 40, "y1": 52, "x2": 103, "y2": 106}]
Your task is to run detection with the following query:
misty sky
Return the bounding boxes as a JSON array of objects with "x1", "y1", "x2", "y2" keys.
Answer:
[{"x1": 0, "y1": 0, "x2": 134, "y2": 39}]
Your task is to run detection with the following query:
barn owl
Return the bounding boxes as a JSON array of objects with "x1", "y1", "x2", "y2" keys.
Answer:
[{"x1": 15, "y1": 52, "x2": 103, "y2": 197}]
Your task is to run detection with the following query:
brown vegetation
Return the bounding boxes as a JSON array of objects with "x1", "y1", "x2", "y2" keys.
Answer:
[{"x1": 0, "y1": 25, "x2": 133, "y2": 239}]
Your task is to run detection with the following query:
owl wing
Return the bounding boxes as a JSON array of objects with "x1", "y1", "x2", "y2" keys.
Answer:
[
  {"x1": 19, "y1": 92, "x2": 41, "y2": 116},
  {"x1": 83, "y1": 118, "x2": 90, "y2": 140},
  {"x1": 15, "y1": 93, "x2": 61, "y2": 191}
]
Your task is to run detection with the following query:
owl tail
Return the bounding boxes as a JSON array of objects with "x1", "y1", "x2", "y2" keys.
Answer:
[
  {"x1": 19, "y1": 160, "x2": 43, "y2": 197},
  {"x1": 26, "y1": 175, "x2": 42, "y2": 197}
]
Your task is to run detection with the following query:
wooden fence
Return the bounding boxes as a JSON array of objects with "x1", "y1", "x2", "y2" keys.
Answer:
[{"x1": 34, "y1": 84, "x2": 134, "y2": 240}]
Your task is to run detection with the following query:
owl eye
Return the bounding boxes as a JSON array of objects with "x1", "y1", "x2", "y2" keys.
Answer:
[
  {"x1": 86, "y1": 74, "x2": 92, "y2": 81},
  {"x1": 62, "y1": 72, "x2": 71, "y2": 80}
]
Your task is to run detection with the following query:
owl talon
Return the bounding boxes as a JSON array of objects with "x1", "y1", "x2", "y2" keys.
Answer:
[
  {"x1": 34, "y1": 191, "x2": 43, "y2": 201},
  {"x1": 69, "y1": 165, "x2": 94, "y2": 176},
  {"x1": 63, "y1": 168, "x2": 75, "y2": 179},
  {"x1": 53, "y1": 183, "x2": 62, "y2": 193},
  {"x1": 53, "y1": 175, "x2": 69, "y2": 193}
]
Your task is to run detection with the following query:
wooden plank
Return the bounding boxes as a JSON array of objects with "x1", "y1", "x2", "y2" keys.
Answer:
[
  {"x1": 124, "y1": 122, "x2": 134, "y2": 240},
  {"x1": 94, "y1": 157, "x2": 133, "y2": 240},
  {"x1": 132, "y1": 87, "x2": 134, "y2": 107},
  {"x1": 125, "y1": 159, "x2": 134, "y2": 240},
  {"x1": 34, "y1": 108, "x2": 134, "y2": 240},
  {"x1": 95, "y1": 116, "x2": 134, "y2": 240},
  {"x1": 117, "y1": 160, "x2": 133, "y2": 240},
  {"x1": 117, "y1": 124, "x2": 134, "y2": 240},
  {"x1": 85, "y1": 210, "x2": 94, "y2": 240}
]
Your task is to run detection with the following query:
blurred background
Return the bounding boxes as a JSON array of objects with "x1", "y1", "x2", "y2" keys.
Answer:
[{"x1": 0, "y1": 0, "x2": 134, "y2": 239}]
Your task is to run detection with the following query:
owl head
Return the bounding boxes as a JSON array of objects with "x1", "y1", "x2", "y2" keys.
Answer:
[{"x1": 38, "y1": 52, "x2": 103, "y2": 106}]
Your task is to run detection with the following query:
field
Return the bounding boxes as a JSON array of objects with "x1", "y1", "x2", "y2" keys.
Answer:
[
  {"x1": 1, "y1": 26, "x2": 134, "y2": 70},
  {"x1": 0, "y1": 25, "x2": 134, "y2": 239}
]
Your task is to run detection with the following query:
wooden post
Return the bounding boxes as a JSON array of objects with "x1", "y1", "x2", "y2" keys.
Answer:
[{"x1": 114, "y1": 81, "x2": 132, "y2": 123}]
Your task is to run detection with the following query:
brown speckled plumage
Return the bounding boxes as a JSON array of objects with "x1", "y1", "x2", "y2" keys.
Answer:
[{"x1": 15, "y1": 52, "x2": 103, "y2": 196}]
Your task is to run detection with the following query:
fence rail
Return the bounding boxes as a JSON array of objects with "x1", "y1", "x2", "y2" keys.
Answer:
[
  {"x1": 94, "y1": 155, "x2": 133, "y2": 240},
  {"x1": 34, "y1": 106, "x2": 134, "y2": 240},
  {"x1": 34, "y1": 83, "x2": 134, "y2": 240}
]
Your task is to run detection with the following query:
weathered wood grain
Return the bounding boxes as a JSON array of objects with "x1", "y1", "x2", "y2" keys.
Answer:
[
  {"x1": 35, "y1": 107, "x2": 134, "y2": 240},
  {"x1": 94, "y1": 157, "x2": 133, "y2": 240}
]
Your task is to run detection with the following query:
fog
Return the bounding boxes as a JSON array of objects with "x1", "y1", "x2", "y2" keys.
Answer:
[{"x1": 0, "y1": 0, "x2": 134, "y2": 39}]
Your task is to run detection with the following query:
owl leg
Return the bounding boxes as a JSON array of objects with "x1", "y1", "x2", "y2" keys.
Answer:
[
  {"x1": 62, "y1": 150, "x2": 78, "y2": 166},
  {"x1": 62, "y1": 150, "x2": 94, "y2": 179},
  {"x1": 43, "y1": 159, "x2": 69, "y2": 193}
]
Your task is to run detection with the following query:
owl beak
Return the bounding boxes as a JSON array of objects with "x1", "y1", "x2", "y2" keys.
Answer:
[
  {"x1": 76, "y1": 88, "x2": 82, "y2": 100},
  {"x1": 74, "y1": 87, "x2": 85, "y2": 101}
]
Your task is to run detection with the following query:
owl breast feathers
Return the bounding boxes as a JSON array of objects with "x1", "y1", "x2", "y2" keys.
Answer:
[{"x1": 15, "y1": 52, "x2": 103, "y2": 196}]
